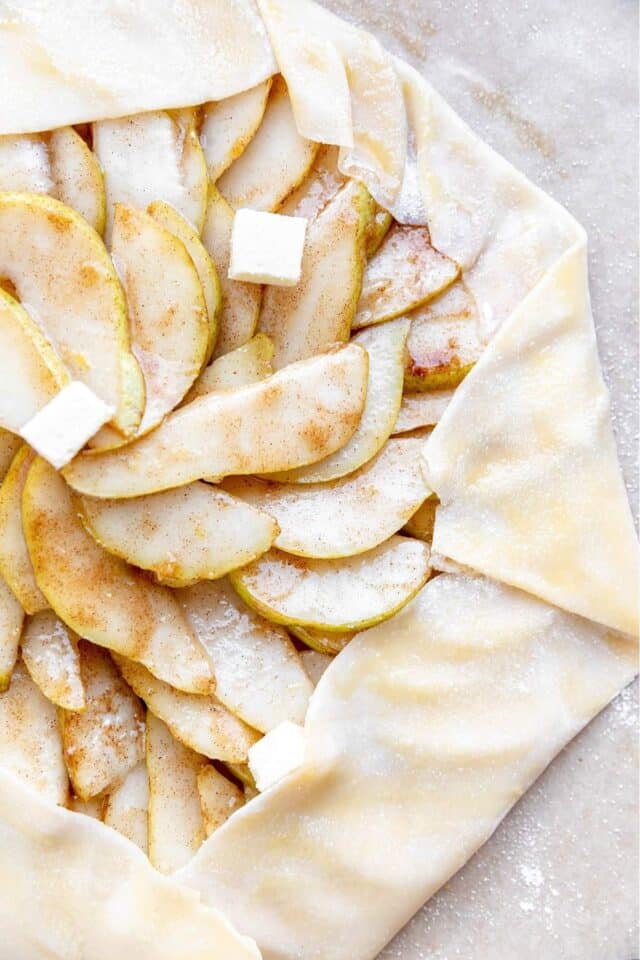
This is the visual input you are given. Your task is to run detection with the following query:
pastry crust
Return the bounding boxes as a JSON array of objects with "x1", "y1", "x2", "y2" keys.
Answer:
[{"x1": 0, "y1": 2, "x2": 636, "y2": 959}]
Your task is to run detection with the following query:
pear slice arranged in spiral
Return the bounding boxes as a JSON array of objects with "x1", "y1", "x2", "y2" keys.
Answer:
[
  {"x1": 259, "y1": 180, "x2": 375, "y2": 369},
  {"x1": 0, "y1": 193, "x2": 144, "y2": 437},
  {"x1": 225, "y1": 437, "x2": 430, "y2": 559},
  {"x1": 64, "y1": 344, "x2": 368, "y2": 499},
  {"x1": 201, "y1": 80, "x2": 272, "y2": 183},
  {"x1": 94, "y1": 108, "x2": 208, "y2": 240},
  {"x1": 354, "y1": 224, "x2": 459, "y2": 329},
  {"x1": 218, "y1": 76, "x2": 318, "y2": 212},
  {"x1": 230, "y1": 536, "x2": 431, "y2": 633},
  {"x1": 79, "y1": 482, "x2": 278, "y2": 586}
]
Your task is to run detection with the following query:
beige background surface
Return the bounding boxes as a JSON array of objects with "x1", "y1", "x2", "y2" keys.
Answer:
[{"x1": 321, "y1": 1, "x2": 639, "y2": 957}]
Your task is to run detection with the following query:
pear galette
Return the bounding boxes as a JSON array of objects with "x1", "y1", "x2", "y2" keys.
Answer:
[{"x1": 0, "y1": 1, "x2": 637, "y2": 959}]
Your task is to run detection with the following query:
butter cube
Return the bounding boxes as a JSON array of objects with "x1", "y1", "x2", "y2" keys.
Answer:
[
  {"x1": 229, "y1": 209, "x2": 307, "y2": 286},
  {"x1": 248, "y1": 721, "x2": 306, "y2": 793},
  {"x1": 20, "y1": 381, "x2": 114, "y2": 469}
]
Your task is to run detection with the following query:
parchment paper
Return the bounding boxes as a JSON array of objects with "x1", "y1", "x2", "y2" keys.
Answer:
[{"x1": 321, "y1": 2, "x2": 639, "y2": 957}]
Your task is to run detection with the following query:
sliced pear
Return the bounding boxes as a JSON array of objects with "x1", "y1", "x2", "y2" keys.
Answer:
[
  {"x1": 0, "y1": 128, "x2": 105, "y2": 233},
  {"x1": 0, "y1": 447, "x2": 48, "y2": 614},
  {"x1": 225, "y1": 437, "x2": 430, "y2": 559},
  {"x1": 23, "y1": 459, "x2": 213, "y2": 695},
  {"x1": 148, "y1": 200, "x2": 221, "y2": 361},
  {"x1": 393, "y1": 390, "x2": 454, "y2": 434},
  {"x1": 0, "y1": 133, "x2": 52, "y2": 193},
  {"x1": 218, "y1": 76, "x2": 318, "y2": 211},
  {"x1": 230, "y1": 536, "x2": 431, "y2": 632},
  {"x1": 146, "y1": 712, "x2": 207, "y2": 874},
  {"x1": 299, "y1": 649, "x2": 332, "y2": 686},
  {"x1": 0, "y1": 430, "x2": 22, "y2": 482},
  {"x1": 272, "y1": 320, "x2": 407, "y2": 484},
  {"x1": 103, "y1": 760, "x2": 149, "y2": 853},
  {"x1": 259, "y1": 180, "x2": 374, "y2": 369},
  {"x1": 64, "y1": 344, "x2": 368, "y2": 499},
  {"x1": 289, "y1": 625, "x2": 354, "y2": 656},
  {"x1": 0, "y1": 193, "x2": 144, "y2": 437},
  {"x1": 404, "y1": 281, "x2": 483, "y2": 390},
  {"x1": 102, "y1": 204, "x2": 210, "y2": 440},
  {"x1": 278, "y1": 144, "x2": 346, "y2": 219},
  {"x1": 94, "y1": 108, "x2": 208, "y2": 240},
  {"x1": 0, "y1": 659, "x2": 68, "y2": 804},
  {"x1": 68, "y1": 794, "x2": 105, "y2": 819},
  {"x1": 179, "y1": 580, "x2": 313, "y2": 733},
  {"x1": 0, "y1": 287, "x2": 68, "y2": 435},
  {"x1": 79, "y1": 482, "x2": 278, "y2": 586},
  {"x1": 365, "y1": 204, "x2": 393, "y2": 258},
  {"x1": 201, "y1": 80, "x2": 272, "y2": 182},
  {"x1": 48, "y1": 126, "x2": 106, "y2": 234},
  {"x1": 60, "y1": 641, "x2": 145, "y2": 800},
  {"x1": 21, "y1": 610, "x2": 85, "y2": 711},
  {"x1": 201, "y1": 186, "x2": 262, "y2": 357},
  {"x1": 0, "y1": 574, "x2": 23, "y2": 693},
  {"x1": 404, "y1": 495, "x2": 438, "y2": 543},
  {"x1": 197, "y1": 764, "x2": 244, "y2": 837},
  {"x1": 186, "y1": 334, "x2": 274, "y2": 402},
  {"x1": 115, "y1": 655, "x2": 259, "y2": 762},
  {"x1": 353, "y1": 225, "x2": 460, "y2": 330}
]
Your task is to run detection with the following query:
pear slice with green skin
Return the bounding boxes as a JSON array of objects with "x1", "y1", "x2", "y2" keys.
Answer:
[
  {"x1": 94, "y1": 108, "x2": 208, "y2": 241},
  {"x1": 353, "y1": 225, "x2": 460, "y2": 330},
  {"x1": 271, "y1": 319, "x2": 408, "y2": 484},
  {"x1": 21, "y1": 610, "x2": 85, "y2": 711},
  {"x1": 278, "y1": 144, "x2": 345, "y2": 220},
  {"x1": 365, "y1": 204, "x2": 393, "y2": 258},
  {"x1": 393, "y1": 390, "x2": 455, "y2": 435},
  {"x1": 0, "y1": 287, "x2": 69, "y2": 435},
  {"x1": 289, "y1": 625, "x2": 354, "y2": 657},
  {"x1": 63, "y1": 343, "x2": 368, "y2": 500},
  {"x1": 0, "y1": 430, "x2": 21, "y2": 483},
  {"x1": 0, "y1": 659, "x2": 68, "y2": 804},
  {"x1": 197, "y1": 765, "x2": 244, "y2": 838},
  {"x1": 259, "y1": 180, "x2": 375, "y2": 370},
  {"x1": 0, "y1": 193, "x2": 144, "y2": 438},
  {"x1": 60, "y1": 641, "x2": 145, "y2": 801},
  {"x1": 404, "y1": 282, "x2": 483, "y2": 391},
  {"x1": 78, "y1": 482, "x2": 279, "y2": 587},
  {"x1": 186, "y1": 334, "x2": 274, "y2": 403},
  {"x1": 225, "y1": 437, "x2": 430, "y2": 559},
  {"x1": 115, "y1": 655, "x2": 259, "y2": 763},
  {"x1": 146, "y1": 712, "x2": 207, "y2": 875},
  {"x1": 0, "y1": 446, "x2": 48, "y2": 614},
  {"x1": 178, "y1": 579, "x2": 313, "y2": 733},
  {"x1": 148, "y1": 200, "x2": 221, "y2": 362},
  {"x1": 403, "y1": 494, "x2": 438, "y2": 544},
  {"x1": 230, "y1": 536, "x2": 431, "y2": 633},
  {"x1": 201, "y1": 79, "x2": 272, "y2": 183},
  {"x1": 0, "y1": 127, "x2": 105, "y2": 233},
  {"x1": 103, "y1": 761, "x2": 149, "y2": 853},
  {"x1": 0, "y1": 574, "x2": 23, "y2": 693},
  {"x1": 218, "y1": 76, "x2": 318, "y2": 212},
  {"x1": 23, "y1": 459, "x2": 213, "y2": 695},
  {"x1": 202, "y1": 186, "x2": 262, "y2": 358},
  {"x1": 299, "y1": 649, "x2": 332, "y2": 687},
  {"x1": 93, "y1": 204, "x2": 210, "y2": 447}
]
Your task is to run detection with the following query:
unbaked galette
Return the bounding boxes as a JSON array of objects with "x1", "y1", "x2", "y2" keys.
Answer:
[{"x1": 0, "y1": 2, "x2": 637, "y2": 959}]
